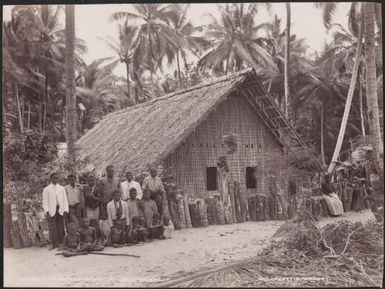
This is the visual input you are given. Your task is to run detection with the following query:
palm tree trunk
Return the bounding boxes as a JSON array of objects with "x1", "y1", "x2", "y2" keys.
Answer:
[
  {"x1": 44, "y1": 74, "x2": 48, "y2": 130},
  {"x1": 3, "y1": 75, "x2": 7, "y2": 126},
  {"x1": 14, "y1": 83, "x2": 24, "y2": 134},
  {"x1": 65, "y1": 4, "x2": 77, "y2": 165},
  {"x1": 27, "y1": 102, "x2": 31, "y2": 129},
  {"x1": 61, "y1": 95, "x2": 65, "y2": 135},
  {"x1": 38, "y1": 101, "x2": 42, "y2": 131},
  {"x1": 125, "y1": 60, "x2": 130, "y2": 101},
  {"x1": 358, "y1": 70, "x2": 366, "y2": 137},
  {"x1": 364, "y1": 2, "x2": 384, "y2": 181},
  {"x1": 176, "y1": 50, "x2": 182, "y2": 88},
  {"x1": 50, "y1": 91, "x2": 54, "y2": 143},
  {"x1": 327, "y1": 7, "x2": 363, "y2": 173},
  {"x1": 375, "y1": 3, "x2": 382, "y2": 59},
  {"x1": 284, "y1": 3, "x2": 291, "y2": 119},
  {"x1": 320, "y1": 103, "x2": 326, "y2": 166}
]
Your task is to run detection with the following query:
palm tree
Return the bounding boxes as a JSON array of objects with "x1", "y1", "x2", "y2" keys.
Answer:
[
  {"x1": 76, "y1": 58, "x2": 130, "y2": 132},
  {"x1": 198, "y1": 3, "x2": 276, "y2": 74},
  {"x1": 165, "y1": 4, "x2": 209, "y2": 88},
  {"x1": 260, "y1": 15, "x2": 311, "y2": 113},
  {"x1": 65, "y1": 4, "x2": 76, "y2": 164},
  {"x1": 110, "y1": 4, "x2": 187, "y2": 91},
  {"x1": 284, "y1": 3, "x2": 291, "y2": 119},
  {"x1": 104, "y1": 19, "x2": 140, "y2": 102},
  {"x1": 364, "y1": 2, "x2": 384, "y2": 182},
  {"x1": 327, "y1": 5, "x2": 363, "y2": 173}
]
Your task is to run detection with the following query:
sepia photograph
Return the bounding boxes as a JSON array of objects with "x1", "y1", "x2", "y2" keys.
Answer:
[{"x1": 2, "y1": 1, "x2": 384, "y2": 287}]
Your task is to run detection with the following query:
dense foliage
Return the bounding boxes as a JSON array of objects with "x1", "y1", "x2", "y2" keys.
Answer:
[{"x1": 3, "y1": 3, "x2": 383, "y2": 190}]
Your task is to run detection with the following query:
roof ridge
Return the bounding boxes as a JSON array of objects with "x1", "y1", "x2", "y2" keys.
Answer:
[{"x1": 104, "y1": 68, "x2": 254, "y2": 120}]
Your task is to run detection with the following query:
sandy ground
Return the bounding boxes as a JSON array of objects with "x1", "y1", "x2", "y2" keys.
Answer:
[{"x1": 4, "y1": 210, "x2": 375, "y2": 287}]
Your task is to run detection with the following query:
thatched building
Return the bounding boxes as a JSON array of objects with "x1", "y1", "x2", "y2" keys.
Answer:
[{"x1": 77, "y1": 68, "x2": 321, "y2": 198}]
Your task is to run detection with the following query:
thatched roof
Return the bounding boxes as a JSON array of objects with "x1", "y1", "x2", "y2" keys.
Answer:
[{"x1": 77, "y1": 68, "x2": 322, "y2": 176}]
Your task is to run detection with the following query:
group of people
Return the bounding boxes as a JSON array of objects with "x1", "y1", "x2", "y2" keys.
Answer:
[{"x1": 42, "y1": 165, "x2": 171, "y2": 255}]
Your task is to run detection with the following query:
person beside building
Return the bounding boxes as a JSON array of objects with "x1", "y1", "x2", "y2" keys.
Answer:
[
  {"x1": 322, "y1": 173, "x2": 344, "y2": 216},
  {"x1": 126, "y1": 187, "x2": 141, "y2": 223},
  {"x1": 142, "y1": 167, "x2": 165, "y2": 216},
  {"x1": 98, "y1": 165, "x2": 121, "y2": 245},
  {"x1": 107, "y1": 190, "x2": 130, "y2": 246},
  {"x1": 65, "y1": 174, "x2": 85, "y2": 228},
  {"x1": 139, "y1": 189, "x2": 159, "y2": 229},
  {"x1": 43, "y1": 172, "x2": 69, "y2": 250},
  {"x1": 83, "y1": 175, "x2": 101, "y2": 221},
  {"x1": 121, "y1": 171, "x2": 143, "y2": 201}
]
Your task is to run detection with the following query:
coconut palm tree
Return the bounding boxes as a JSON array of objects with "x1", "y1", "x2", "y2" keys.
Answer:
[
  {"x1": 65, "y1": 4, "x2": 76, "y2": 164},
  {"x1": 165, "y1": 4, "x2": 209, "y2": 88},
  {"x1": 284, "y1": 3, "x2": 291, "y2": 119},
  {"x1": 198, "y1": 3, "x2": 276, "y2": 74},
  {"x1": 104, "y1": 19, "x2": 140, "y2": 102},
  {"x1": 363, "y1": 2, "x2": 383, "y2": 182},
  {"x1": 110, "y1": 4, "x2": 187, "y2": 90},
  {"x1": 76, "y1": 58, "x2": 130, "y2": 132}
]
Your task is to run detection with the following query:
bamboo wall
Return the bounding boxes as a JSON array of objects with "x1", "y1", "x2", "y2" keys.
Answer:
[{"x1": 163, "y1": 93, "x2": 284, "y2": 199}]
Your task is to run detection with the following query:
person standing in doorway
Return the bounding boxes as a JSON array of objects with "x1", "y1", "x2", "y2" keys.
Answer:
[
  {"x1": 65, "y1": 174, "x2": 85, "y2": 228},
  {"x1": 43, "y1": 172, "x2": 69, "y2": 250},
  {"x1": 98, "y1": 165, "x2": 121, "y2": 245},
  {"x1": 142, "y1": 167, "x2": 165, "y2": 216},
  {"x1": 121, "y1": 171, "x2": 143, "y2": 201}
]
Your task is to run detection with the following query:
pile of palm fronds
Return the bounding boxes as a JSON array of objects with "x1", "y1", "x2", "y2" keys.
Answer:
[{"x1": 157, "y1": 218, "x2": 383, "y2": 288}]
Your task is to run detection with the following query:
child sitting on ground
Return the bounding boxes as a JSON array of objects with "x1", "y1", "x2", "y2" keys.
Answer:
[
  {"x1": 127, "y1": 216, "x2": 149, "y2": 243},
  {"x1": 62, "y1": 223, "x2": 88, "y2": 257},
  {"x1": 89, "y1": 218, "x2": 105, "y2": 245},
  {"x1": 79, "y1": 217, "x2": 104, "y2": 252},
  {"x1": 149, "y1": 212, "x2": 165, "y2": 240}
]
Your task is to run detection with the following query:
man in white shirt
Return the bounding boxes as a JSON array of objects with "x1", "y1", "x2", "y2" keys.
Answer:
[
  {"x1": 107, "y1": 190, "x2": 130, "y2": 245},
  {"x1": 121, "y1": 171, "x2": 143, "y2": 201},
  {"x1": 43, "y1": 172, "x2": 69, "y2": 250}
]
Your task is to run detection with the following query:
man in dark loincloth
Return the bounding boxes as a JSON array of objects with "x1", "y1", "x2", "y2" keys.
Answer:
[{"x1": 78, "y1": 217, "x2": 104, "y2": 252}]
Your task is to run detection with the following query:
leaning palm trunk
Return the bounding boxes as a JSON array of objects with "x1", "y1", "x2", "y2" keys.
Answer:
[
  {"x1": 320, "y1": 103, "x2": 326, "y2": 166},
  {"x1": 364, "y1": 2, "x2": 384, "y2": 182},
  {"x1": 65, "y1": 5, "x2": 77, "y2": 166},
  {"x1": 327, "y1": 8, "x2": 363, "y2": 173},
  {"x1": 14, "y1": 83, "x2": 24, "y2": 134},
  {"x1": 284, "y1": 3, "x2": 291, "y2": 119}
]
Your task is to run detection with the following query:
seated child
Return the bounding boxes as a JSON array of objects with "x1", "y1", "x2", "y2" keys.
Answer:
[
  {"x1": 79, "y1": 217, "x2": 104, "y2": 252},
  {"x1": 89, "y1": 218, "x2": 105, "y2": 245},
  {"x1": 127, "y1": 216, "x2": 149, "y2": 243},
  {"x1": 149, "y1": 212, "x2": 165, "y2": 240},
  {"x1": 62, "y1": 223, "x2": 88, "y2": 257}
]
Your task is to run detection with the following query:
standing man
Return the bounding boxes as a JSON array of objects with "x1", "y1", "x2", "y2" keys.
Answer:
[
  {"x1": 98, "y1": 165, "x2": 121, "y2": 245},
  {"x1": 121, "y1": 171, "x2": 143, "y2": 201},
  {"x1": 142, "y1": 167, "x2": 165, "y2": 216},
  {"x1": 43, "y1": 172, "x2": 69, "y2": 250},
  {"x1": 107, "y1": 190, "x2": 130, "y2": 246},
  {"x1": 65, "y1": 174, "x2": 85, "y2": 228},
  {"x1": 83, "y1": 175, "x2": 101, "y2": 221}
]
